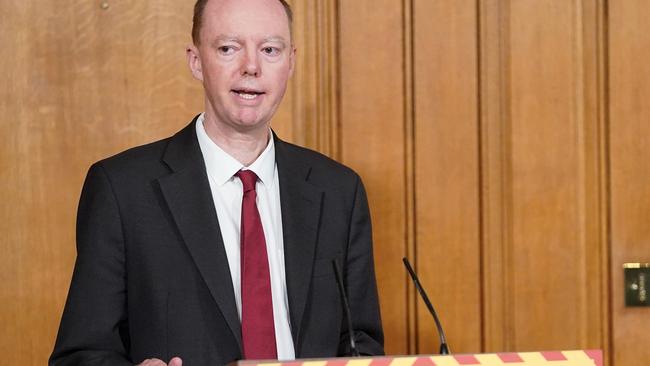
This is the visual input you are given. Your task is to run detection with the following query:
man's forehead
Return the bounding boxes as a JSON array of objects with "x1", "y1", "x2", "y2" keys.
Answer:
[
  {"x1": 204, "y1": 0, "x2": 289, "y2": 21},
  {"x1": 201, "y1": 0, "x2": 291, "y2": 37}
]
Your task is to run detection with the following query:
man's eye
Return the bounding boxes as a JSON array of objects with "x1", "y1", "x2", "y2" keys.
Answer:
[
  {"x1": 218, "y1": 46, "x2": 235, "y2": 54},
  {"x1": 262, "y1": 47, "x2": 280, "y2": 56}
]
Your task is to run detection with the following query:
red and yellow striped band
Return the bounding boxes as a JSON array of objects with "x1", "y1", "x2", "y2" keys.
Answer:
[{"x1": 236, "y1": 349, "x2": 602, "y2": 366}]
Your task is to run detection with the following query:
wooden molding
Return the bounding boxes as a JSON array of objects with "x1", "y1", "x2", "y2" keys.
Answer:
[
  {"x1": 289, "y1": 0, "x2": 340, "y2": 159},
  {"x1": 479, "y1": 0, "x2": 514, "y2": 353},
  {"x1": 574, "y1": 0, "x2": 610, "y2": 359},
  {"x1": 403, "y1": 0, "x2": 417, "y2": 355}
]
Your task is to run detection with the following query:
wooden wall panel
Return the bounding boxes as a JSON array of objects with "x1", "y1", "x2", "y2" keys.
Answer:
[
  {"x1": 0, "y1": 2, "x2": 201, "y2": 364},
  {"x1": 339, "y1": 0, "x2": 408, "y2": 355},
  {"x1": 3, "y1": 1, "x2": 650, "y2": 365},
  {"x1": 609, "y1": 1, "x2": 650, "y2": 364},
  {"x1": 413, "y1": 0, "x2": 481, "y2": 355},
  {"x1": 503, "y1": 0, "x2": 605, "y2": 351},
  {"x1": 479, "y1": 0, "x2": 610, "y2": 359}
]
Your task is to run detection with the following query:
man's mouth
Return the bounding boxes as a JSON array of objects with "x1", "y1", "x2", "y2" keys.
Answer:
[{"x1": 231, "y1": 89, "x2": 264, "y2": 100}]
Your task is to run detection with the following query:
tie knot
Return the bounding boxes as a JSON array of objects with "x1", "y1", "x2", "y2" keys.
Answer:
[{"x1": 236, "y1": 170, "x2": 258, "y2": 193}]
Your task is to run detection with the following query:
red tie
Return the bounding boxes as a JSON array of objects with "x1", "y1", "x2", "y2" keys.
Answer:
[{"x1": 237, "y1": 170, "x2": 277, "y2": 360}]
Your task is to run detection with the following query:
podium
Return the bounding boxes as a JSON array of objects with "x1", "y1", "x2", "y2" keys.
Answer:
[{"x1": 229, "y1": 349, "x2": 602, "y2": 366}]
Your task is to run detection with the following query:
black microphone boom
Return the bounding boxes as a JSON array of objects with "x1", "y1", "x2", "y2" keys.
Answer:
[
  {"x1": 333, "y1": 259, "x2": 360, "y2": 357},
  {"x1": 402, "y1": 257, "x2": 450, "y2": 355}
]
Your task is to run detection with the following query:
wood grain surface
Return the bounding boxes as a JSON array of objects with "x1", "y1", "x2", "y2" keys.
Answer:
[
  {"x1": 1, "y1": 1, "x2": 649, "y2": 365},
  {"x1": 0, "y1": 2, "x2": 201, "y2": 364},
  {"x1": 413, "y1": 0, "x2": 481, "y2": 354},
  {"x1": 338, "y1": 0, "x2": 409, "y2": 355},
  {"x1": 609, "y1": 1, "x2": 650, "y2": 365}
]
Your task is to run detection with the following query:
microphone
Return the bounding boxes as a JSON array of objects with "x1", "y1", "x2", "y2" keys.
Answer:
[
  {"x1": 402, "y1": 257, "x2": 450, "y2": 355},
  {"x1": 332, "y1": 259, "x2": 360, "y2": 357}
]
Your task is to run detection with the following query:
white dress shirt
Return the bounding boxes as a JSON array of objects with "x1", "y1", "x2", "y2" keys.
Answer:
[{"x1": 195, "y1": 114, "x2": 295, "y2": 360}]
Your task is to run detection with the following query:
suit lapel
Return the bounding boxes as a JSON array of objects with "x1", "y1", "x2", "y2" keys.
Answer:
[
  {"x1": 275, "y1": 137, "x2": 323, "y2": 349},
  {"x1": 157, "y1": 118, "x2": 242, "y2": 350},
  {"x1": 156, "y1": 124, "x2": 323, "y2": 354}
]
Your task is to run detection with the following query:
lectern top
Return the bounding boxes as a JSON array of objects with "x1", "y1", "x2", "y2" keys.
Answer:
[{"x1": 229, "y1": 349, "x2": 602, "y2": 366}]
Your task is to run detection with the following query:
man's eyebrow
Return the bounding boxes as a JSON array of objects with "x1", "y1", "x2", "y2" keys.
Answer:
[
  {"x1": 263, "y1": 36, "x2": 287, "y2": 44},
  {"x1": 214, "y1": 35, "x2": 241, "y2": 42},
  {"x1": 210, "y1": 35, "x2": 289, "y2": 47}
]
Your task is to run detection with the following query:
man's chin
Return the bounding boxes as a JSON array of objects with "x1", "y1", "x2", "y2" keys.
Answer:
[{"x1": 231, "y1": 115, "x2": 270, "y2": 132}]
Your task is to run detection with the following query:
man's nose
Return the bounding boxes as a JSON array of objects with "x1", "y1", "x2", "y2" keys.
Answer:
[{"x1": 241, "y1": 47, "x2": 260, "y2": 77}]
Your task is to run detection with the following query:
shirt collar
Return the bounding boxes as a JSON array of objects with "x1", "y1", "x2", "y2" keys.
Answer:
[{"x1": 195, "y1": 113, "x2": 276, "y2": 186}]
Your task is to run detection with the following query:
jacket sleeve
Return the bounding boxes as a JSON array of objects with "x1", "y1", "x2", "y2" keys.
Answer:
[
  {"x1": 50, "y1": 163, "x2": 133, "y2": 366},
  {"x1": 337, "y1": 175, "x2": 384, "y2": 356}
]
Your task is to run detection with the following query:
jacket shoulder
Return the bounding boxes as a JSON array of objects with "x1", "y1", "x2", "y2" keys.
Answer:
[
  {"x1": 94, "y1": 137, "x2": 172, "y2": 177},
  {"x1": 93, "y1": 117, "x2": 199, "y2": 176},
  {"x1": 276, "y1": 139, "x2": 361, "y2": 187}
]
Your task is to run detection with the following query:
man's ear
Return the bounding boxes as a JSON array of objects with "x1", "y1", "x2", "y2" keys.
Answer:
[{"x1": 186, "y1": 45, "x2": 204, "y2": 82}]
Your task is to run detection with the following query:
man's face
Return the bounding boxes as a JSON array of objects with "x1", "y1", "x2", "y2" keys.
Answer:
[{"x1": 188, "y1": 0, "x2": 294, "y2": 132}]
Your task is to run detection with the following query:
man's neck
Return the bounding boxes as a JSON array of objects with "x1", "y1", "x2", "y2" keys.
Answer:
[{"x1": 202, "y1": 114, "x2": 270, "y2": 167}]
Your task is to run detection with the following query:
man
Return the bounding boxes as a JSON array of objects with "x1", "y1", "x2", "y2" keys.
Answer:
[{"x1": 50, "y1": 0, "x2": 383, "y2": 365}]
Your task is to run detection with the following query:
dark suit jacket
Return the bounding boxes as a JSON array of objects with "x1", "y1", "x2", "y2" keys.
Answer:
[{"x1": 50, "y1": 117, "x2": 384, "y2": 366}]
